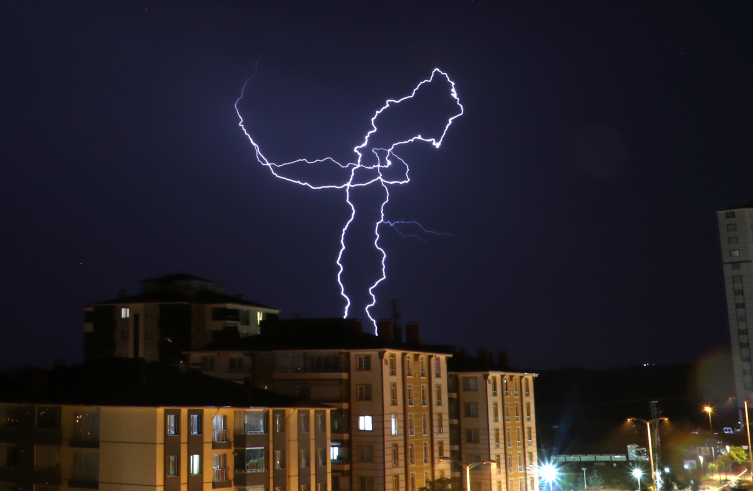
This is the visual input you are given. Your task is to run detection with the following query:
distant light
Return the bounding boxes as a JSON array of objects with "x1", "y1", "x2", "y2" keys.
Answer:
[
  {"x1": 664, "y1": 468, "x2": 670, "y2": 473},
  {"x1": 632, "y1": 469, "x2": 643, "y2": 478},
  {"x1": 540, "y1": 463, "x2": 558, "y2": 483}
]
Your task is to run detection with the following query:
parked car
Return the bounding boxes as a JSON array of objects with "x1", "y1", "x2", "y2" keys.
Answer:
[{"x1": 723, "y1": 427, "x2": 734, "y2": 434}]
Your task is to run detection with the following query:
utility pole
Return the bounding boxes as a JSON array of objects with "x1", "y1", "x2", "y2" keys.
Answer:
[{"x1": 650, "y1": 401, "x2": 663, "y2": 490}]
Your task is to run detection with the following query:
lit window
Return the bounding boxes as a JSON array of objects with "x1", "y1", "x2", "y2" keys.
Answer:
[
  {"x1": 330, "y1": 445, "x2": 340, "y2": 461},
  {"x1": 166, "y1": 414, "x2": 178, "y2": 436},
  {"x1": 731, "y1": 250, "x2": 741, "y2": 257},
  {"x1": 391, "y1": 414, "x2": 398, "y2": 436},
  {"x1": 190, "y1": 414, "x2": 202, "y2": 435},
  {"x1": 190, "y1": 454, "x2": 201, "y2": 475},
  {"x1": 275, "y1": 450, "x2": 285, "y2": 469},
  {"x1": 358, "y1": 415, "x2": 373, "y2": 431},
  {"x1": 275, "y1": 414, "x2": 284, "y2": 433},
  {"x1": 121, "y1": 308, "x2": 130, "y2": 319},
  {"x1": 167, "y1": 455, "x2": 178, "y2": 476},
  {"x1": 257, "y1": 311, "x2": 263, "y2": 326}
]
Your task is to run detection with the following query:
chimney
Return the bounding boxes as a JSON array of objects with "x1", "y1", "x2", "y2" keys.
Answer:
[
  {"x1": 406, "y1": 323, "x2": 421, "y2": 345},
  {"x1": 478, "y1": 349, "x2": 490, "y2": 365},
  {"x1": 394, "y1": 325, "x2": 403, "y2": 343},
  {"x1": 377, "y1": 320, "x2": 393, "y2": 341},
  {"x1": 118, "y1": 290, "x2": 127, "y2": 299},
  {"x1": 497, "y1": 351, "x2": 509, "y2": 368}
]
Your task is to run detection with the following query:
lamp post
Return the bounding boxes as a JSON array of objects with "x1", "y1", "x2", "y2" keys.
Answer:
[
  {"x1": 632, "y1": 468, "x2": 643, "y2": 491},
  {"x1": 627, "y1": 417, "x2": 667, "y2": 491},
  {"x1": 704, "y1": 406, "x2": 713, "y2": 433},
  {"x1": 582, "y1": 467, "x2": 588, "y2": 489},
  {"x1": 439, "y1": 457, "x2": 495, "y2": 491}
]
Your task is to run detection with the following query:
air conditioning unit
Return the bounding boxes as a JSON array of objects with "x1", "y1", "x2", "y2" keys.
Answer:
[
  {"x1": 495, "y1": 443, "x2": 500, "y2": 448},
  {"x1": 438, "y1": 428, "x2": 444, "y2": 434}
]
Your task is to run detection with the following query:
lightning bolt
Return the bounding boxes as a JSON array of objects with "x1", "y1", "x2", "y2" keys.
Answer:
[
  {"x1": 235, "y1": 68, "x2": 463, "y2": 332},
  {"x1": 384, "y1": 221, "x2": 453, "y2": 243}
]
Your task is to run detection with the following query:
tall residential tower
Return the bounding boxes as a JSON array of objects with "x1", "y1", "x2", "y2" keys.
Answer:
[{"x1": 717, "y1": 206, "x2": 753, "y2": 420}]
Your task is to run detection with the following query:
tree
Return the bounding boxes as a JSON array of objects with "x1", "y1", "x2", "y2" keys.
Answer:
[
  {"x1": 587, "y1": 470, "x2": 605, "y2": 490},
  {"x1": 418, "y1": 478, "x2": 454, "y2": 491}
]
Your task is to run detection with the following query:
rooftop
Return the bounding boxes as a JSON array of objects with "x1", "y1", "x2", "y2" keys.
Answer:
[{"x1": 0, "y1": 358, "x2": 324, "y2": 408}]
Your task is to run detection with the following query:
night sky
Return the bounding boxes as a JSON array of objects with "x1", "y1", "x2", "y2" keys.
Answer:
[{"x1": 2, "y1": 1, "x2": 751, "y2": 371}]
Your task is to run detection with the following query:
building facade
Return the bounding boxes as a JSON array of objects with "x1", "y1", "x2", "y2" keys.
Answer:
[
  {"x1": 716, "y1": 206, "x2": 753, "y2": 420},
  {"x1": 0, "y1": 360, "x2": 331, "y2": 491},
  {"x1": 447, "y1": 353, "x2": 538, "y2": 491},
  {"x1": 83, "y1": 274, "x2": 280, "y2": 363},
  {"x1": 185, "y1": 320, "x2": 452, "y2": 491}
]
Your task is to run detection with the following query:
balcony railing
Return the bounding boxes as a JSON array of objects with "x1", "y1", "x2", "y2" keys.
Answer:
[
  {"x1": 213, "y1": 430, "x2": 228, "y2": 443},
  {"x1": 71, "y1": 467, "x2": 99, "y2": 482},
  {"x1": 213, "y1": 469, "x2": 229, "y2": 482},
  {"x1": 236, "y1": 466, "x2": 265, "y2": 473}
]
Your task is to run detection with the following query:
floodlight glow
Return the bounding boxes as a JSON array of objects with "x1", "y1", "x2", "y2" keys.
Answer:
[
  {"x1": 235, "y1": 68, "x2": 463, "y2": 329},
  {"x1": 540, "y1": 463, "x2": 558, "y2": 483},
  {"x1": 632, "y1": 469, "x2": 643, "y2": 478}
]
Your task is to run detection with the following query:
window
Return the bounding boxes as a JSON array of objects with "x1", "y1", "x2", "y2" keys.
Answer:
[
  {"x1": 494, "y1": 428, "x2": 500, "y2": 447},
  {"x1": 121, "y1": 308, "x2": 130, "y2": 318},
  {"x1": 300, "y1": 413, "x2": 310, "y2": 433},
  {"x1": 393, "y1": 444, "x2": 399, "y2": 465},
  {"x1": 213, "y1": 415, "x2": 227, "y2": 443},
  {"x1": 36, "y1": 406, "x2": 60, "y2": 429},
  {"x1": 730, "y1": 237, "x2": 740, "y2": 244},
  {"x1": 257, "y1": 311, "x2": 263, "y2": 325},
  {"x1": 740, "y1": 314, "x2": 747, "y2": 322},
  {"x1": 515, "y1": 403, "x2": 520, "y2": 421},
  {"x1": 423, "y1": 442, "x2": 429, "y2": 463},
  {"x1": 528, "y1": 452, "x2": 534, "y2": 466},
  {"x1": 357, "y1": 355, "x2": 371, "y2": 371},
  {"x1": 525, "y1": 379, "x2": 530, "y2": 397},
  {"x1": 741, "y1": 342, "x2": 750, "y2": 349},
  {"x1": 166, "y1": 414, "x2": 179, "y2": 436},
  {"x1": 741, "y1": 328, "x2": 749, "y2": 336},
  {"x1": 35, "y1": 445, "x2": 59, "y2": 469},
  {"x1": 302, "y1": 485, "x2": 310, "y2": 491},
  {"x1": 463, "y1": 377, "x2": 477, "y2": 391},
  {"x1": 437, "y1": 413, "x2": 443, "y2": 433},
  {"x1": 409, "y1": 443, "x2": 415, "y2": 465},
  {"x1": 407, "y1": 384, "x2": 414, "y2": 405},
  {"x1": 410, "y1": 473, "x2": 416, "y2": 491},
  {"x1": 391, "y1": 383, "x2": 398, "y2": 405},
  {"x1": 359, "y1": 446, "x2": 374, "y2": 462},
  {"x1": 526, "y1": 403, "x2": 531, "y2": 421},
  {"x1": 467, "y1": 429, "x2": 480, "y2": 443},
  {"x1": 736, "y1": 289, "x2": 745, "y2": 296},
  {"x1": 468, "y1": 455, "x2": 481, "y2": 464},
  {"x1": 357, "y1": 385, "x2": 372, "y2": 401},
  {"x1": 514, "y1": 377, "x2": 519, "y2": 396},
  {"x1": 516, "y1": 427, "x2": 522, "y2": 446},
  {"x1": 465, "y1": 403, "x2": 478, "y2": 417},
  {"x1": 360, "y1": 477, "x2": 374, "y2": 491},
  {"x1": 738, "y1": 302, "x2": 747, "y2": 309},
  {"x1": 190, "y1": 414, "x2": 202, "y2": 435},
  {"x1": 504, "y1": 378, "x2": 509, "y2": 396},
  {"x1": 317, "y1": 414, "x2": 325, "y2": 432},
  {"x1": 275, "y1": 450, "x2": 285, "y2": 469},
  {"x1": 436, "y1": 385, "x2": 442, "y2": 406},
  {"x1": 727, "y1": 211, "x2": 737, "y2": 219},
  {"x1": 330, "y1": 444, "x2": 341, "y2": 462},
  {"x1": 390, "y1": 354, "x2": 397, "y2": 375},
  {"x1": 167, "y1": 455, "x2": 178, "y2": 476},
  {"x1": 394, "y1": 475, "x2": 400, "y2": 491},
  {"x1": 275, "y1": 414, "x2": 284, "y2": 433},
  {"x1": 391, "y1": 413, "x2": 398, "y2": 436},
  {"x1": 506, "y1": 428, "x2": 511, "y2": 447},
  {"x1": 734, "y1": 263, "x2": 742, "y2": 270},
  {"x1": 190, "y1": 454, "x2": 201, "y2": 475},
  {"x1": 421, "y1": 385, "x2": 428, "y2": 406},
  {"x1": 406, "y1": 357, "x2": 412, "y2": 376},
  {"x1": 422, "y1": 413, "x2": 429, "y2": 435},
  {"x1": 229, "y1": 358, "x2": 244, "y2": 370},
  {"x1": 495, "y1": 455, "x2": 502, "y2": 473},
  {"x1": 729, "y1": 224, "x2": 738, "y2": 232},
  {"x1": 358, "y1": 415, "x2": 373, "y2": 431},
  {"x1": 492, "y1": 377, "x2": 498, "y2": 396},
  {"x1": 236, "y1": 448, "x2": 265, "y2": 472},
  {"x1": 408, "y1": 413, "x2": 415, "y2": 435},
  {"x1": 212, "y1": 307, "x2": 240, "y2": 321},
  {"x1": 507, "y1": 454, "x2": 513, "y2": 472},
  {"x1": 505, "y1": 403, "x2": 510, "y2": 422},
  {"x1": 73, "y1": 412, "x2": 100, "y2": 441},
  {"x1": 317, "y1": 447, "x2": 326, "y2": 466},
  {"x1": 420, "y1": 357, "x2": 426, "y2": 377},
  {"x1": 731, "y1": 250, "x2": 741, "y2": 257},
  {"x1": 517, "y1": 452, "x2": 523, "y2": 471},
  {"x1": 201, "y1": 356, "x2": 215, "y2": 371},
  {"x1": 493, "y1": 402, "x2": 499, "y2": 422},
  {"x1": 236, "y1": 410, "x2": 265, "y2": 434},
  {"x1": 439, "y1": 441, "x2": 444, "y2": 458},
  {"x1": 214, "y1": 455, "x2": 228, "y2": 481},
  {"x1": 300, "y1": 449, "x2": 310, "y2": 468},
  {"x1": 435, "y1": 359, "x2": 441, "y2": 377}
]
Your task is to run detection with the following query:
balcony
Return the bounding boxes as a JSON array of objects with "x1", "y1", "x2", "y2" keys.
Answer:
[
  {"x1": 260, "y1": 354, "x2": 349, "y2": 374},
  {"x1": 213, "y1": 469, "x2": 231, "y2": 488},
  {"x1": 213, "y1": 430, "x2": 231, "y2": 449},
  {"x1": 234, "y1": 468, "x2": 266, "y2": 487},
  {"x1": 69, "y1": 467, "x2": 99, "y2": 489},
  {"x1": 71, "y1": 428, "x2": 99, "y2": 448},
  {"x1": 34, "y1": 466, "x2": 62, "y2": 485}
]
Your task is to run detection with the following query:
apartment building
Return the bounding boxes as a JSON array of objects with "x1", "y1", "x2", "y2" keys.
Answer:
[
  {"x1": 184, "y1": 319, "x2": 452, "y2": 491},
  {"x1": 447, "y1": 352, "x2": 538, "y2": 491},
  {"x1": 0, "y1": 358, "x2": 331, "y2": 491},
  {"x1": 716, "y1": 206, "x2": 753, "y2": 421},
  {"x1": 83, "y1": 274, "x2": 280, "y2": 363}
]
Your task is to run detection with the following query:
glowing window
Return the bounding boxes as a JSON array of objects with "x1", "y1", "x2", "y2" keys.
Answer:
[{"x1": 358, "y1": 415, "x2": 373, "y2": 431}]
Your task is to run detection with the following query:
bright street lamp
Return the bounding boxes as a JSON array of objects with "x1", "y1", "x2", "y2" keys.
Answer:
[
  {"x1": 439, "y1": 457, "x2": 495, "y2": 491},
  {"x1": 632, "y1": 468, "x2": 643, "y2": 491},
  {"x1": 704, "y1": 406, "x2": 713, "y2": 432},
  {"x1": 627, "y1": 417, "x2": 667, "y2": 491},
  {"x1": 539, "y1": 462, "x2": 558, "y2": 491}
]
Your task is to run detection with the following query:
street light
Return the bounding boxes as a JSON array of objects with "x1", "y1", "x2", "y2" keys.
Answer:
[
  {"x1": 539, "y1": 462, "x2": 558, "y2": 491},
  {"x1": 632, "y1": 468, "x2": 643, "y2": 491},
  {"x1": 439, "y1": 457, "x2": 495, "y2": 491},
  {"x1": 582, "y1": 467, "x2": 588, "y2": 489},
  {"x1": 704, "y1": 406, "x2": 713, "y2": 433},
  {"x1": 627, "y1": 417, "x2": 668, "y2": 491}
]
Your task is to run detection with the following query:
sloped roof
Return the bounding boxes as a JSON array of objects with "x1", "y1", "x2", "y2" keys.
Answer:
[
  {"x1": 88, "y1": 288, "x2": 277, "y2": 310},
  {"x1": 139, "y1": 273, "x2": 221, "y2": 284}
]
